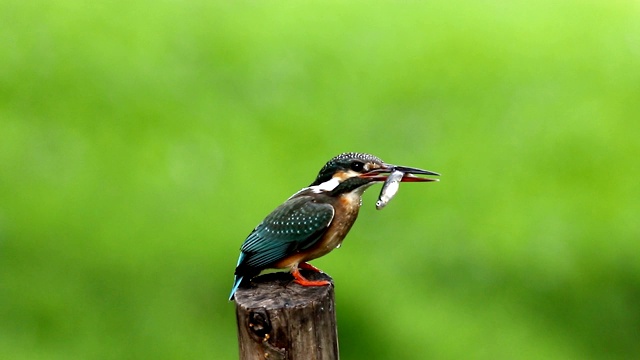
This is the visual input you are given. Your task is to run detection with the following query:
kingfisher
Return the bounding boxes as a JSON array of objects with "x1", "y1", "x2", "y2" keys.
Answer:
[{"x1": 229, "y1": 152, "x2": 439, "y2": 300}]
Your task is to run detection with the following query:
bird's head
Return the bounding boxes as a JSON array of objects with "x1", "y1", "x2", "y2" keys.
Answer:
[{"x1": 309, "y1": 152, "x2": 439, "y2": 195}]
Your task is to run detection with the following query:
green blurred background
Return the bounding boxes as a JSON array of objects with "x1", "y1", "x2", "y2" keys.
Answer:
[{"x1": 2, "y1": 0, "x2": 639, "y2": 359}]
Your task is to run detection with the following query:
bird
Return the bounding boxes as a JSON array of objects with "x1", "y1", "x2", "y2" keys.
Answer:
[{"x1": 229, "y1": 152, "x2": 439, "y2": 300}]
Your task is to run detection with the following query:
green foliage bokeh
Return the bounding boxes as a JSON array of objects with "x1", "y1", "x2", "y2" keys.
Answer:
[{"x1": 2, "y1": 1, "x2": 639, "y2": 359}]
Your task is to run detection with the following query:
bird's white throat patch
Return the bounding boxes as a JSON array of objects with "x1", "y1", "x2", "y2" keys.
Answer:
[
  {"x1": 311, "y1": 177, "x2": 341, "y2": 193},
  {"x1": 287, "y1": 177, "x2": 342, "y2": 200}
]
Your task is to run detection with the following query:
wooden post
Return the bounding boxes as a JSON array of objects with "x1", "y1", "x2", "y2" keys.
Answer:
[{"x1": 234, "y1": 271, "x2": 339, "y2": 360}]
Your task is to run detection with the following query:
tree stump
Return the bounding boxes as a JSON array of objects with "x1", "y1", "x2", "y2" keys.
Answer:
[{"x1": 234, "y1": 271, "x2": 339, "y2": 360}]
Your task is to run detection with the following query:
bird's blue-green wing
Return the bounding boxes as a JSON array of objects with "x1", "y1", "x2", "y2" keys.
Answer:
[{"x1": 238, "y1": 196, "x2": 335, "y2": 270}]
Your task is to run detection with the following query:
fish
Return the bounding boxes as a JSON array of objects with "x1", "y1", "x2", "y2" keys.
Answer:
[{"x1": 375, "y1": 170, "x2": 405, "y2": 210}]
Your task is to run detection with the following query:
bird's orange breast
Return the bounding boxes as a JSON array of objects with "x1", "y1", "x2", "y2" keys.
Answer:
[{"x1": 274, "y1": 192, "x2": 362, "y2": 269}]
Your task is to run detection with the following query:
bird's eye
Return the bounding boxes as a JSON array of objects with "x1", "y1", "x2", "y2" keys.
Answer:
[{"x1": 350, "y1": 161, "x2": 365, "y2": 172}]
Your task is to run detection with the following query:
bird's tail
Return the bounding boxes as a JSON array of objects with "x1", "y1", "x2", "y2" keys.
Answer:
[{"x1": 229, "y1": 275, "x2": 243, "y2": 301}]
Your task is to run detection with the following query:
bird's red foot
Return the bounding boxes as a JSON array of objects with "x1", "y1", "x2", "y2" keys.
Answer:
[
  {"x1": 291, "y1": 267, "x2": 331, "y2": 286},
  {"x1": 299, "y1": 262, "x2": 323, "y2": 273}
]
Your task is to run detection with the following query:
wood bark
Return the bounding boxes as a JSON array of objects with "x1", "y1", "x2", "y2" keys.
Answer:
[{"x1": 234, "y1": 271, "x2": 338, "y2": 360}]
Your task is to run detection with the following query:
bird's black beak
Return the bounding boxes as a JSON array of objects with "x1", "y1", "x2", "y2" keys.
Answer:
[{"x1": 359, "y1": 163, "x2": 440, "y2": 182}]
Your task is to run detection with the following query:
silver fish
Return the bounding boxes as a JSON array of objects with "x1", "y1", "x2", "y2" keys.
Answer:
[{"x1": 375, "y1": 170, "x2": 404, "y2": 210}]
